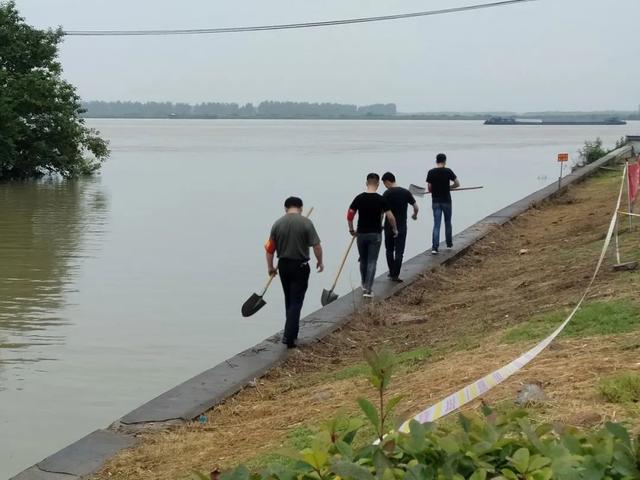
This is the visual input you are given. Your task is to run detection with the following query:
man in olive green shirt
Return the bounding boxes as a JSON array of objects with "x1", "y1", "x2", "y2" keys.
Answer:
[{"x1": 265, "y1": 197, "x2": 323, "y2": 348}]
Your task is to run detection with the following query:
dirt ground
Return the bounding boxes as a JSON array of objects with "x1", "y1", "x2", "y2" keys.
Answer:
[{"x1": 95, "y1": 169, "x2": 640, "y2": 480}]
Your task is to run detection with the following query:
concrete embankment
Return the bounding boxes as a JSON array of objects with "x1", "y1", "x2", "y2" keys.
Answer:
[{"x1": 12, "y1": 145, "x2": 634, "y2": 480}]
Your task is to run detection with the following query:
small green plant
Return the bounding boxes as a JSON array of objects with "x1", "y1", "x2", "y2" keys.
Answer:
[
  {"x1": 599, "y1": 372, "x2": 640, "y2": 403},
  {"x1": 199, "y1": 348, "x2": 640, "y2": 480}
]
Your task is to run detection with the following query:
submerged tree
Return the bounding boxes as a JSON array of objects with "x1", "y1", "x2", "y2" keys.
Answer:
[{"x1": 0, "y1": 1, "x2": 109, "y2": 180}]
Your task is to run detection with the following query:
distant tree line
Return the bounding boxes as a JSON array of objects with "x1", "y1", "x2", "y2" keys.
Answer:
[{"x1": 81, "y1": 101, "x2": 397, "y2": 118}]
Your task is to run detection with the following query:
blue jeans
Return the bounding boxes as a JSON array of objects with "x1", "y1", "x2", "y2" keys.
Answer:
[
  {"x1": 432, "y1": 202, "x2": 452, "y2": 251},
  {"x1": 356, "y1": 232, "x2": 382, "y2": 292}
]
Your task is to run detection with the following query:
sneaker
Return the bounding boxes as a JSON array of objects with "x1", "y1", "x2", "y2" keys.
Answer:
[
  {"x1": 431, "y1": 249, "x2": 439, "y2": 255},
  {"x1": 390, "y1": 277, "x2": 404, "y2": 283},
  {"x1": 363, "y1": 291, "x2": 374, "y2": 298},
  {"x1": 446, "y1": 245, "x2": 453, "y2": 250}
]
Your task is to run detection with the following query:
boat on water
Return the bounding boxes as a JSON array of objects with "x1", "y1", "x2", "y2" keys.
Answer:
[{"x1": 484, "y1": 116, "x2": 627, "y2": 126}]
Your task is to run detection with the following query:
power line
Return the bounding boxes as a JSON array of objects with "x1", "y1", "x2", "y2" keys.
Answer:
[{"x1": 63, "y1": 0, "x2": 538, "y2": 36}]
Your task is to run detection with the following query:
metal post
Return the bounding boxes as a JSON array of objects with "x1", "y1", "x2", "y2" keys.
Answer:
[{"x1": 558, "y1": 160, "x2": 564, "y2": 190}]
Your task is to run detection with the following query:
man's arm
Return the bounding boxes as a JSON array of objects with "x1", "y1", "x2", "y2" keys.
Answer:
[
  {"x1": 265, "y1": 238, "x2": 277, "y2": 276},
  {"x1": 411, "y1": 202, "x2": 419, "y2": 220},
  {"x1": 313, "y1": 244, "x2": 324, "y2": 272},
  {"x1": 451, "y1": 171, "x2": 460, "y2": 190},
  {"x1": 347, "y1": 208, "x2": 357, "y2": 236},
  {"x1": 385, "y1": 211, "x2": 398, "y2": 236}
]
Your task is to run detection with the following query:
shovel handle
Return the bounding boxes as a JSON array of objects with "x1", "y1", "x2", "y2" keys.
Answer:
[
  {"x1": 331, "y1": 236, "x2": 356, "y2": 290},
  {"x1": 261, "y1": 274, "x2": 277, "y2": 296}
]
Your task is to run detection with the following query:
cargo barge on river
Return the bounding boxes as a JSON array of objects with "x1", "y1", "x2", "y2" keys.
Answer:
[{"x1": 484, "y1": 116, "x2": 627, "y2": 125}]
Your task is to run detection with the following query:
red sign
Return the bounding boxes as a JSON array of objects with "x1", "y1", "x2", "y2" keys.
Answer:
[{"x1": 557, "y1": 153, "x2": 569, "y2": 162}]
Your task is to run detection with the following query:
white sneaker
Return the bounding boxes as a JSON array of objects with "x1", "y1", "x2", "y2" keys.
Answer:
[
  {"x1": 363, "y1": 291, "x2": 374, "y2": 298},
  {"x1": 431, "y1": 250, "x2": 439, "y2": 255}
]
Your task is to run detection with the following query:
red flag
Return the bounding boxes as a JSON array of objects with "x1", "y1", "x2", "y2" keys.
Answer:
[{"x1": 628, "y1": 159, "x2": 640, "y2": 204}]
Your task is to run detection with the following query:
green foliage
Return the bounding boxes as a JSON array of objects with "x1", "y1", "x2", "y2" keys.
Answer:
[
  {"x1": 577, "y1": 138, "x2": 608, "y2": 167},
  {"x1": 599, "y1": 372, "x2": 640, "y2": 403},
  {"x1": 206, "y1": 348, "x2": 640, "y2": 480},
  {"x1": 0, "y1": 1, "x2": 109, "y2": 180},
  {"x1": 614, "y1": 137, "x2": 628, "y2": 150},
  {"x1": 502, "y1": 300, "x2": 640, "y2": 344},
  {"x1": 331, "y1": 346, "x2": 431, "y2": 382}
]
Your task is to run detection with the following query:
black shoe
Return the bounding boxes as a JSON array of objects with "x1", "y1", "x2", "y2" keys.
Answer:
[
  {"x1": 286, "y1": 340, "x2": 298, "y2": 349},
  {"x1": 390, "y1": 277, "x2": 404, "y2": 283}
]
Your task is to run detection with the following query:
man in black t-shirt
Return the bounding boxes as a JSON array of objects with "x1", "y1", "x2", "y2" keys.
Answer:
[
  {"x1": 382, "y1": 172, "x2": 418, "y2": 282},
  {"x1": 426, "y1": 153, "x2": 460, "y2": 254},
  {"x1": 347, "y1": 173, "x2": 398, "y2": 298}
]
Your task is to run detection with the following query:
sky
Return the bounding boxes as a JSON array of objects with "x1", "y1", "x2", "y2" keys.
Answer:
[{"x1": 11, "y1": 0, "x2": 640, "y2": 112}]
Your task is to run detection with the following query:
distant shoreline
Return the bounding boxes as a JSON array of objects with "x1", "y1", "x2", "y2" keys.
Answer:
[
  {"x1": 82, "y1": 114, "x2": 489, "y2": 120},
  {"x1": 82, "y1": 114, "x2": 640, "y2": 122}
]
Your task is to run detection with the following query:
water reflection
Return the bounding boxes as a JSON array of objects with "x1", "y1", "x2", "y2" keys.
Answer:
[{"x1": 0, "y1": 178, "x2": 109, "y2": 368}]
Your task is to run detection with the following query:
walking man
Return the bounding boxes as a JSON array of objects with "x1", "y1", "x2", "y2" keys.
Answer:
[
  {"x1": 381, "y1": 172, "x2": 419, "y2": 282},
  {"x1": 347, "y1": 173, "x2": 398, "y2": 298},
  {"x1": 265, "y1": 197, "x2": 323, "y2": 348},
  {"x1": 427, "y1": 153, "x2": 460, "y2": 254}
]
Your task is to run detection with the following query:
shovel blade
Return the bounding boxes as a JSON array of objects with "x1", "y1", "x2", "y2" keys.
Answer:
[
  {"x1": 241, "y1": 293, "x2": 266, "y2": 317},
  {"x1": 321, "y1": 288, "x2": 339, "y2": 306}
]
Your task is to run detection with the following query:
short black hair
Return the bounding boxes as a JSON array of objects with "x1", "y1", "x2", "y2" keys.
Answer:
[
  {"x1": 366, "y1": 173, "x2": 380, "y2": 184},
  {"x1": 381, "y1": 172, "x2": 395, "y2": 183},
  {"x1": 436, "y1": 153, "x2": 447, "y2": 163},
  {"x1": 284, "y1": 196, "x2": 303, "y2": 209}
]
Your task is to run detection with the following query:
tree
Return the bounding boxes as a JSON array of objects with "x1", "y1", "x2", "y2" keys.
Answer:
[{"x1": 0, "y1": 1, "x2": 108, "y2": 180}]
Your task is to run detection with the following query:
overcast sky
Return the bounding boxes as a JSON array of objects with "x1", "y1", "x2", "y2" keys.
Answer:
[{"x1": 12, "y1": 0, "x2": 640, "y2": 112}]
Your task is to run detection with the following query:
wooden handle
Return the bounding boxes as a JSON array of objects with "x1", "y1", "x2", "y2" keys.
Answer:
[
  {"x1": 331, "y1": 236, "x2": 356, "y2": 290},
  {"x1": 261, "y1": 274, "x2": 276, "y2": 295}
]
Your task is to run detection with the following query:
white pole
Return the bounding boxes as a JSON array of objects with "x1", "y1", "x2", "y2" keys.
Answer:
[{"x1": 626, "y1": 160, "x2": 633, "y2": 232}]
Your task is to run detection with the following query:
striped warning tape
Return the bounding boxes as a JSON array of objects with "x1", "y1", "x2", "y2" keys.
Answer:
[
  {"x1": 398, "y1": 164, "x2": 628, "y2": 430},
  {"x1": 619, "y1": 211, "x2": 640, "y2": 217}
]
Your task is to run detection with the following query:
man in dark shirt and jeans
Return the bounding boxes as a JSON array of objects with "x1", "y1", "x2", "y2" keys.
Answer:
[
  {"x1": 347, "y1": 173, "x2": 398, "y2": 298},
  {"x1": 427, "y1": 153, "x2": 460, "y2": 254},
  {"x1": 382, "y1": 172, "x2": 418, "y2": 282},
  {"x1": 265, "y1": 196, "x2": 324, "y2": 348}
]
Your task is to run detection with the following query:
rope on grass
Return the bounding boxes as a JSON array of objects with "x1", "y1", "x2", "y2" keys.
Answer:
[{"x1": 397, "y1": 163, "x2": 629, "y2": 430}]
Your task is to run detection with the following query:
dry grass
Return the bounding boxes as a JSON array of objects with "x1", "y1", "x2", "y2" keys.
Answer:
[{"x1": 94, "y1": 170, "x2": 640, "y2": 480}]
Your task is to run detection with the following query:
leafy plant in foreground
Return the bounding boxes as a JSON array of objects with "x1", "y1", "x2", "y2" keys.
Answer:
[{"x1": 197, "y1": 348, "x2": 640, "y2": 480}]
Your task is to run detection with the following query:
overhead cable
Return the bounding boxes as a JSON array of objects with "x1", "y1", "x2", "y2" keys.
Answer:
[{"x1": 63, "y1": 0, "x2": 538, "y2": 36}]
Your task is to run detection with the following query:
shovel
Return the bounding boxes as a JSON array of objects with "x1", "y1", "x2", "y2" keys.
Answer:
[
  {"x1": 241, "y1": 207, "x2": 314, "y2": 317},
  {"x1": 321, "y1": 235, "x2": 356, "y2": 306},
  {"x1": 409, "y1": 184, "x2": 484, "y2": 196},
  {"x1": 241, "y1": 274, "x2": 276, "y2": 317}
]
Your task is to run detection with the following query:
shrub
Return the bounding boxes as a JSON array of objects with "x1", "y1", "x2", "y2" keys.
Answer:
[
  {"x1": 576, "y1": 138, "x2": 607, "y2": 168},
  {"x1": 202, "y1": 349, "x2": 640, "y2": 480}
]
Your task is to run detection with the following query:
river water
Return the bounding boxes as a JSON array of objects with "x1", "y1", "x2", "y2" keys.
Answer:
[{"x1": 1, "y1": 119, "x2": 636, "y2": 477}]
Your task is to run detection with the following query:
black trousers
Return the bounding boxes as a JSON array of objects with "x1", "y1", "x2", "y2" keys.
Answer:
[
  {"x1": 278, "y1": 258, "x2": 310, "y2": 346},
  {"x1": 384, "y1": 224, "x2": 407, "y2": 278}
]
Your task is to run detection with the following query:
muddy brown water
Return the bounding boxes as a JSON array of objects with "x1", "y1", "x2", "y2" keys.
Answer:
[{"x1": 1, "y1": 119, "x2": 637, "y2": 477}]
